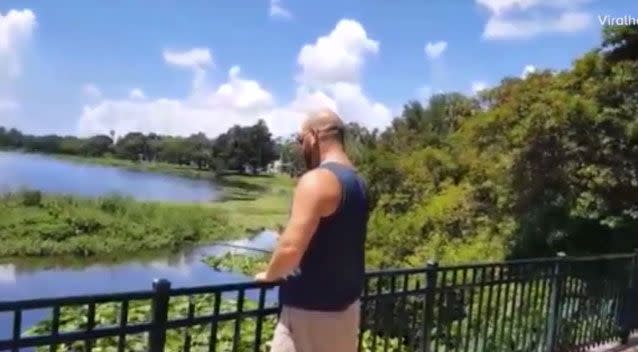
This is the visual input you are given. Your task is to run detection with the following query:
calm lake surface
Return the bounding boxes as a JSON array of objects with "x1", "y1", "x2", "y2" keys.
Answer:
[
  {"x1": 0, "y1": 151, "x2": 221, "y2": 202},
  {"x1": 0, "y1": 231, "x2": 279, "y2": 338}
]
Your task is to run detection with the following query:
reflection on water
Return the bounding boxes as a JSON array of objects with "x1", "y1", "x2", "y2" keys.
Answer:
[
  {"x1": 0, "y1": 231, "x2": 278, "y2": 337},
  {"x1": 0, "y1": 151, "x2": 220, "y2": 202},
  {"x1": 0, "y1": 264, "x2": 15, "y2": 283}
]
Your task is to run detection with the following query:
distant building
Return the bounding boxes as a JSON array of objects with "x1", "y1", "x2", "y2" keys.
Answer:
[{"x1": 267, "y1": 159, "x2": 293, "y2": 174}]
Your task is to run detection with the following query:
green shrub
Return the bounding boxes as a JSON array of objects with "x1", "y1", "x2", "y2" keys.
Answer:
[{"x1": 20, "y1": 189, "x2": 42, "y2": 207}]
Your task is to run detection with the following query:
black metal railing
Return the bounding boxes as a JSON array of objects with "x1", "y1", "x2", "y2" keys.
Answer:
[{"x1": 1, "y1": 251, "x2": 637, "y2": 352}]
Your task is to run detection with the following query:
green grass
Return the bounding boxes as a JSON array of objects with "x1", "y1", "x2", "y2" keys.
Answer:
[
  {"x1": 0, "y1": 174, "x2": 293, "y2": 258},
  {"x1": 210, "y1": 174, "x2": 292, "y2": 231}
]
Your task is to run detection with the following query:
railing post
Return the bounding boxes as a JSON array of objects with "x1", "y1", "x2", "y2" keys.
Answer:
[
  {"x1": 546, "y1": 252, "x2": 566, "y2": 352},
  {"x1": 422, "y1": 260, "x2": 438, "y2": 352},
  {"x1": 620, "y1": 249, "x2": 638, "y2": 344},
  {"x1": 149, "y1": 278, "x2": 171, "y2": 352}
]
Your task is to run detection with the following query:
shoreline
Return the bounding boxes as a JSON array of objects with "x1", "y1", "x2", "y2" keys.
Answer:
[
  {"x1": 0, "y1": 153, "x2": 293, "y2": 259},
  {"x1": 2, "y1": 149, "x2": 218, "y2": 180}
]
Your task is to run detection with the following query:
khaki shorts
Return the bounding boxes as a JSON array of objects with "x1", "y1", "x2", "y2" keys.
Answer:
[{"x1": 269, "y1": 300, "x2": 360, "y2": 352}]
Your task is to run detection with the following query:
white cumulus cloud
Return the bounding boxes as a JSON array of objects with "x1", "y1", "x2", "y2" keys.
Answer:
[
  {"x1": 424, "y1": 41, "x2": 447, "y2": 59},
  {"x1": 476, "y1": 0, "x2": 593, "y2": 40},
  {"x1": 297, "y1": 19, "x2": 379, "y2": 85},
  {"x1": 77, "y1": 20, "x2": 392, "y2": 139},
  {"x1": 78, "y1": 64, "x2": 275, "y2": 137},
  {"x1": 129, "y1": 88, "x2": 146, "y2": 100},
  {"x1": 82, "y1": 83, "x2": 102, "y2": 99},
  {"x1": 269, "y1": 0, "x2": 292, "y2": 19},
  {"x1": 471, "y1": 81, "x2": 488, "y2": 94},
  {"x1": 483, "y1": 11, "x2": 591, "y2": 40},
  {"x1": 521, "y1": 64, "x2": 536, "y2": 78},
  {"x1": 476, "y1": 0, "x2": 592, "y2": 16},
  {"x1": 163, "y1": 48, "x2": 212, "y2": 69},
  {"x1": 0, "y1": 8, "x2": 36, "y2": 79}
]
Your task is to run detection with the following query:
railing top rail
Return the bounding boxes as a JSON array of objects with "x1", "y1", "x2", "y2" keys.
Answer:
[
  {"x1": 170, "y1": 280, "x2": 280, "y2": 296},
  {"x1": 567, "y1": 253, "x2": 634, "y2": 262},
  {"x1": 0, "y1": 289, "x2": 154, "y2": 311}
]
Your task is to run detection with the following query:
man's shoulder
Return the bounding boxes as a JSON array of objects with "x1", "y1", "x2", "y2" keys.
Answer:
[
  {"x1": 295, "y1": 168, "x2": 341, "y2": 204},
  {"x1": 296, "y1": 168, "x2": 340, "y2": 191}
]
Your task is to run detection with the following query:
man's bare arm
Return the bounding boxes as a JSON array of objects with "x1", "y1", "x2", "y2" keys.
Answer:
[{"x1": 255, "y1": 171, "x2": 329, "y2": 282}]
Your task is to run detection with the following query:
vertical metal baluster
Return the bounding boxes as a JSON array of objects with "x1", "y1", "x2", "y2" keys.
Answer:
[
  {"x1": 118, "y1": 300, "x2": 129, "y2": 352},
  {"x1": 399, "y1": 274, "x2": 409, "y2": 352},
  {"x1": 522, "y1": 265, "x2": 536, "y2": 352},
  {"x1": 561, "y1": 265, "x2": 576, "y2": 348},
  {"x1": 85, "y1": 302, "x2": 95, "y2": 352},
  {"x1": 497, "y1": 264, "x2": 511, "y2": 351},
  {"x1": 525, "y1": 265, "x2": 541, "y2": 350},
  {"x1": 561, "y1": 274, "x2": 574, "y2": 349},
  {"x1": 491, "y1": 266, "x2": 503, "y2": 351},
  {"x1": 253, "y1": 287, "x2": 267, "y2": 352},
  {"x1": 480, "y1": 266, "x2": 495, "y2": 352},
  {"x1": 612, "y1": 271, "x2": 625, "y2": 344},
  {"x1": 373, "y1": 276, "x2": 383, "y2": 350},
  {"x1": 384, "y1": 274, "x2": 396, "y2": 352},
  {"x1": 358, "y1": 279, "x2": 369, "y2": 352},
  {"x1": 515, "y1": 264, "x2": 528, "y2": 352},
  {"x1": 423, "y1": 262, "x2": 439, "y2": 352},
  {"x1": 50, "y1": 305, "x2": 60, "y2": 352},
  {"x1": 149, "y1": 279, "x2": 171, "y2": 352},
  {"x1": 579, "y1": 262, "x2": 592, "y2": 349},
  {"x1": 592, "y1": 274, "x2": 605, "y2": 344},
  {"x1": 232, "y1": 289, "x2": 245, "y2": 352},
  {"x1": 209, "y1": 291, "x2": 221, "y2": 352},
  {"x1": 463, "y1": 268, "x2": 477, "y2": 352},
  {"x1": 546, "y1": 253, "x2": 567, "y2": 352},
  {"x1": 576, "y1": 275, "x2": 588, "y2": 348},
  {"x1": 184, "y1": 296, "x2": 195, "y2": 352},
  {"x1": 506, "y1": 264, "x2": 520, "y2": 352},
  {"x1": 12, "y1": 309, "x2": 21, "y2": 352},
  {"x1": 472, "y1": 267, "x2": 486, "y2": 352},
  {"x1": 574, "y1": 275, "x2": 587, "y2": 350},
  {"x1": 605, "y1": 274, "x2": 619, "y2": 342},
  {"x1": 596, "y1": 268, "x2": 609, "y2": 343},
  {"x1": 537, "y1": 265, "x2": 551, "y2": 352},
  {"x1": 433, "y1": 270, "x2": 446, "y2": 352},
  {"x1": 447, "y1": 269, "x2": 458, "y2": 351},
  {"x1": 410, "y1": 280, "x2": 421, "y2": 351},
  {"x1": 583, "y1": 273, "x2": 595, "y2": 348},
  {"x1": 456, "y1": 269, "x2": 467, "y2": 351}
]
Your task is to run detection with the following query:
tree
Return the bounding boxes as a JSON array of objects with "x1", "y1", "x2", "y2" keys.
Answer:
[
  {"x1": 115, "y1": 132, "x2": 148, "y2": 161},
  {"x1": 82, "y1": 135, "x2": 113, "y2": 157}
]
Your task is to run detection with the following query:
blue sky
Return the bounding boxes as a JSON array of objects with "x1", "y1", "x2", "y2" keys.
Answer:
[{"x1": 0, "y1": 0, "x2": 636, "y2": 138}]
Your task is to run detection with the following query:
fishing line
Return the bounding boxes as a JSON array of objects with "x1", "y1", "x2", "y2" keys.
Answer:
[{"x1": 209, "y1": 242, "x2": 273, "y2": 254}]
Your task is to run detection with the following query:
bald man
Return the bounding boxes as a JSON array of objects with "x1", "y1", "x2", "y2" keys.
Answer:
[{"x1": 255, "y1": 109, "x2": 368, "y2": 352}]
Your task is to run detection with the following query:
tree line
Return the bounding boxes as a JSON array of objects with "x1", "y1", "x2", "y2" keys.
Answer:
[
  {"x1": 346, "y1": 25, "x2": 638, "y2": 267},
  {"x1": 0, "y1": 120, "x2": 280, "y2": 174}
]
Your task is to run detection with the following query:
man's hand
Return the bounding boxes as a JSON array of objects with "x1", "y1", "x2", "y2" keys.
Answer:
[{"x1": 254, "y1": 271, "x2": 274, "y2": 282}]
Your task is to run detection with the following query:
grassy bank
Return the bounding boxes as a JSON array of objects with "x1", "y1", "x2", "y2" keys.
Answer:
[{"x1": 0, "y1": 174, "x2": 293, "y2": 258}]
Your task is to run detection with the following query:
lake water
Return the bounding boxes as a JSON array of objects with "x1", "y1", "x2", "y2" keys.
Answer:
[
  {"x1": 0, "y1": 151, "x2": 221, "y2": 202},
  {"x1": 0, "y1": 230, "x2": 279, "y2": 338}
]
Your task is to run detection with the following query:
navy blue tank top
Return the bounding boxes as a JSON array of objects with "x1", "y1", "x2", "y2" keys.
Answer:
[{"x1": 278, "y1": 162, "x2": 368, "y2": 311}]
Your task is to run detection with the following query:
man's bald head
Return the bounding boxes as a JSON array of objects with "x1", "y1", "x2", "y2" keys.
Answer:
[{"x1": 301, "y1": 108, "x2": 345, "y2": 145}]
